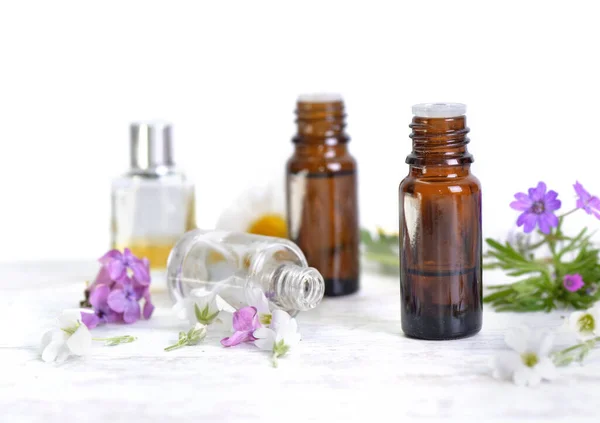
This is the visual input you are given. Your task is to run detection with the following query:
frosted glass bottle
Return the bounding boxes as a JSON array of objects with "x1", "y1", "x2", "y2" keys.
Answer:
[
  {"x1": 111, "y1": 121, "x2": 196, "y2": 270},
  {"x1": 167, "y1": 229, "x2": 325, "y2": 315}
]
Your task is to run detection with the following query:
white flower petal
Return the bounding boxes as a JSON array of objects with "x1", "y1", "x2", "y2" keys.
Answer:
[
  {"x1": 535, "y1": 357, "x2": 557, "y2": 381},
  {"x1": 505, "y1": 326, "x2": 530, "y2": 353},
  {"x1": 66, "y1": 325, "x2": 92, "y2": 356},
  {"x1": 58, "y1": 309, "x2": 83, "y2": 329},
  {"x1": 536, "y1": 331, "x2": 554, "y2": 356},
  {"x1": 245, "y1": 287, "x2": 270, "y2": 315},
  {"x1": 513, "y1": 366, "x2": 539, "y2": 387},
  {"x1": 591, "y1": 307, "x2": 600, "y2": 336},
  {"x1": 55, "y1": 345, "x2": 72, "y2": 363},
  {"x1": 214, "y1": 294, "x2": 235, "y2": 313},
  {"x1": 270, "y1": 309, "x2": 292, "y2": 333},
  {"x1": 492, "y1": 351, "x2": 522, "y2": 381},
  {"x1": 254, "y1": 328, "x2": 276, "y2": 351},
  {"x1": 40, "y1": 330, "x2": 54, "y2": 351},
  {"x1": 42, "y1": 341, "x2": 64, "y2": 362},
  {"x1": 567, "y1": 311, "x2": 585, "y2": 332}
]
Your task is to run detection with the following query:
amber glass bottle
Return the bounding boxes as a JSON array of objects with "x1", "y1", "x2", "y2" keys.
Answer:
[
  {"x1": 286, "y1": 94, "x2": 360, "y2": 297},
  {"x1": 399, "y1": 103, "x2": 482, "y2": 339}
]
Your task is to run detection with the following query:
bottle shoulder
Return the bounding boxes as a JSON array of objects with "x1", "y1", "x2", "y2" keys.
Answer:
[
  {"x1": 400, "y1": 173, "x2": 481, "y2": 194},
  {"x1": 112, "y1": 170, "x2": 194, "y2": 189},
  {"x1": 287, "y1": 149, "x2": 357, "y2": 173}
]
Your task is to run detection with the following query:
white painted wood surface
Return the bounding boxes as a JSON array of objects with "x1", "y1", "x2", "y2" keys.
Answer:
[{"x1": 1, "y1": 262, "x2": 598, "y2": 423}]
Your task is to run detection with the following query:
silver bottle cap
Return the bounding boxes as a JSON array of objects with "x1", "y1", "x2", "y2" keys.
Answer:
[{"x1": 130, "y1": 121, "x2": 174, "y2": 173}]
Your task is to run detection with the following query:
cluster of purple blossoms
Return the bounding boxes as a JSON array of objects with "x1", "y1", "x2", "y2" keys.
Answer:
[
  {"x1": 510, "y1": 181, "x2": 600, "y2": 294},
  {"x1": 510, "y1": 181, "x2": 600, "y2": 235},
  {"x1": 81, "y1": 248, "x2": 154, "y2": 329}
]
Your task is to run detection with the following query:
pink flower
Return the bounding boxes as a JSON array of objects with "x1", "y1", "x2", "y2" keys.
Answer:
[
  {"x1": 99, "y1": 248, "x2": 150, "y2": 285},
  {"x1": 81, "y1": 284, "x2": 122, "y2": 329},
  {"x1": 563, "y1": 274, "x2": 584, "y2": 292},
  {"x1": 221, "y1": 306, "x2": 261, "y2": 347}
]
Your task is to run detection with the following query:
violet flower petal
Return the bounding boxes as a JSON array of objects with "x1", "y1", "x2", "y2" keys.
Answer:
[
  {"x1": 563, "y1": 274, "x2": 585, "y2": 292},
  {"x1": 107, "y1": 289, "x2": 127, "y2": 313},
  {"x1": 105, "y1": 310, "x2": 123, "y2": 324},
  {"x1": 123, "y1": 301, "x2": 141, "y2": 324},
  {"x1": 537, "y1": 214, "x2": 551, "y2": 234},
  {"x1": 107, "y1": 260, "x2": 126, "y2": 281},
  {"x1": 221, "y1": 330, "x2": 255, "y2": 347},
  {"x1": 130, "y1": 260, "x2": 150, "y2": 285},
  {"x1": 81, "y1": 312, "x2": 100, "y2": 329},
  {"x1": 89, "y1": 284, "x2": 110, "y2": 309},
  {"x1": 510, "y1": 199, "x2": 531, "y2": 211},
  {"x1": 143, "y1": 300, "x2": 155, "y2": 320},
  {"x1": 232, "y1": 306, "x2": 260, "y2": 332},
  {"x1": 99, "y1": 249, "x2": 123, "y2": 264}
]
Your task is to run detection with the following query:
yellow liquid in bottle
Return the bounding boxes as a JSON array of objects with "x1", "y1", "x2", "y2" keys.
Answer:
[{"x1": 112, "y1": 239, "x2": 179, "y2": 270}]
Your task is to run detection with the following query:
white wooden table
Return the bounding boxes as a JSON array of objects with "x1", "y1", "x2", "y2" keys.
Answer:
[{"x1": 1, "y1": 262, "x2": 598, "y2": 422}]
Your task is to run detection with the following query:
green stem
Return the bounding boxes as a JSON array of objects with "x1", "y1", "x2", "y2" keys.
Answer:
[
  {"x1": 92, "y1": 335, "x2": 137, "y2": 345},
  {"x1": 164, "y1": 343, "x2": 184, "y2": 352},
  {"x1": 558, "y1": 208, "x2": 579, "y2": 220},
  {"x1": 551, "y1": 337, "x2": 600, "y2": 366}
]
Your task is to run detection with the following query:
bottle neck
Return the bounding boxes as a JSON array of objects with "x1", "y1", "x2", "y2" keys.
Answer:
[
  {"x1": 293, "y1": 98, "x2": 349, "y2": 145},
  {"x1": 406, "y1": 115, "x2": 473, "y2": 170},
  {"x1": 271, "y1": 263, "x2": 324, "y2": 311}
]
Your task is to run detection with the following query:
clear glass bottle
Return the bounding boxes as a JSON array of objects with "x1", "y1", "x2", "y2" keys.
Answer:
[
  {"x1": 111, "y1": 121, "x2": 196, "y2": 270},
  {"x1": 399, "y1": 103, "x2": 482, "y2": 340},
  {"x1": 167, "y1": 229, "x2": 325, "y2": 315}
]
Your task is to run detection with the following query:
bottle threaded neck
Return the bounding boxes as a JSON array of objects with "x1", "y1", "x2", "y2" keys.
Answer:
[
  {"x1": 273, "y1": 264, "x2": 325, "y2": 311},
  {"x1": 294, "y1": 94, "x2": 348, "y2": 142},
  {"x1": 407, "y1": 115, "x2": 472, "y2": 166}
]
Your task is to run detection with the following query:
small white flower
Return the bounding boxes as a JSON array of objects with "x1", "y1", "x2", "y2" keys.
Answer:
[
  {"x1": 40, "y1": 310, "x2": 92, "y2": 363},
  {"x1": 173, "y1": 290, "x2": 235, "y2": 325},
  {"x1": 246, "y1": 287, "x2": 272, "y2": 325},
  {"x1": 566, "y1": 304, "x2": 600, "y2": 341},
  {"x1": 254, "y1": 309, "x2": 301, "y2": 365},
  {"x1": 492, "y1": 326, "x2": 557, "y2": 386},
  {"x1": 216, "y1": 179, "x2": 287, "y2": 238}
]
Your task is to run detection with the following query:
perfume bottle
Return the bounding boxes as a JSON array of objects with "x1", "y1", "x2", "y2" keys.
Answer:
[
  {"x1": 167, "y1": 229, "x2": 325, "y2": 315},
  {"x1": 286, "y1": 94, "x2": 360, "y2": 297},
  {"x1": 399, "y1": 103, "x2": 482, "y2": 340},
  {"x1": 111, "y1": 121, "x2": 196, "y2": 270}
]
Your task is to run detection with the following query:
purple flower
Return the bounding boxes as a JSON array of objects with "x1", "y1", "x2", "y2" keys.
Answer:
[
  {"x1": 107, "y1": 279, "x2": 146, "y2": 324},
  {"x1": 574, "y1": 181, "x2": 600, "y2": 219},
  {"x1": 221, "y1": 306, "x2": 261, "y2": 347},
  {"x1": 563, "y1": 274, "x2": 584, "y2": 293},
  {"x1": 510, "y1": 182, "x2": 561, "y2": 234},
  {"x1": 81, "y1": 284, "x2": 122, "y2": 329},
  {"x1": 99, "y1": 248, "x2": 150, "y2": 285}
]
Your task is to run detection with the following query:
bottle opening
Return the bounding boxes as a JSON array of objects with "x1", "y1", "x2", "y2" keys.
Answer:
[
  {"x1": 412, "y1": 103, "x2": 466, "y2": 118},
  {"x1": 274, "y1": 264, "x2": 325, "y2": 312}
]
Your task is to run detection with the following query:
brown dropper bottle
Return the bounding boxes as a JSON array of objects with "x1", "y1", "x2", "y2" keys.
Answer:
[
  {"x1": 399, "y1": 103, "x2": 482, "y2": 339},
  {"x1": 286, "y1": 94, "x2": 360, "y2": 297}
]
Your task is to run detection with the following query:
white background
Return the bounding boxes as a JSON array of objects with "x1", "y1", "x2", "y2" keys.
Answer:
[{"x1": 1, "y1": 0, "x2": 599, "y2": 262}]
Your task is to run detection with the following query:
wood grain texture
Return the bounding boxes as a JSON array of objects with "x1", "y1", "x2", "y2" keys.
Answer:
[{"x1": 0, "y1": 262, "x2": 598, "y2": 422}]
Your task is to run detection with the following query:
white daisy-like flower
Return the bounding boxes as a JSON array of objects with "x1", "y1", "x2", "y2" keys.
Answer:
[
  {"x1": 216, "y1": 179, "x2": 288, "y2": 238},
  {"x1": 40, "y1": 310, "x2": 92, "y2": 363},
  {"x1": 254, "y1": 309, "x2": 301, "y2": 366},
  {"x1": 173, "y1": 290, "x2": 235, "y2": 326},
  {"x1": 245, "y1": 286, "x2": 272, "y2": 325},
  {"x1": 492, "y1": 326, "x2": 557, "y2": 386},
  {"x1": 566, "y1": 304, "x2": 600, "y2": 341}
]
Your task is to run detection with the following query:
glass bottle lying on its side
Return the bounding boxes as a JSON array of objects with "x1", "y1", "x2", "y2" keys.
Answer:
[{"x1": 167, "y1": 229, "x2": 325, "y2": 316}]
